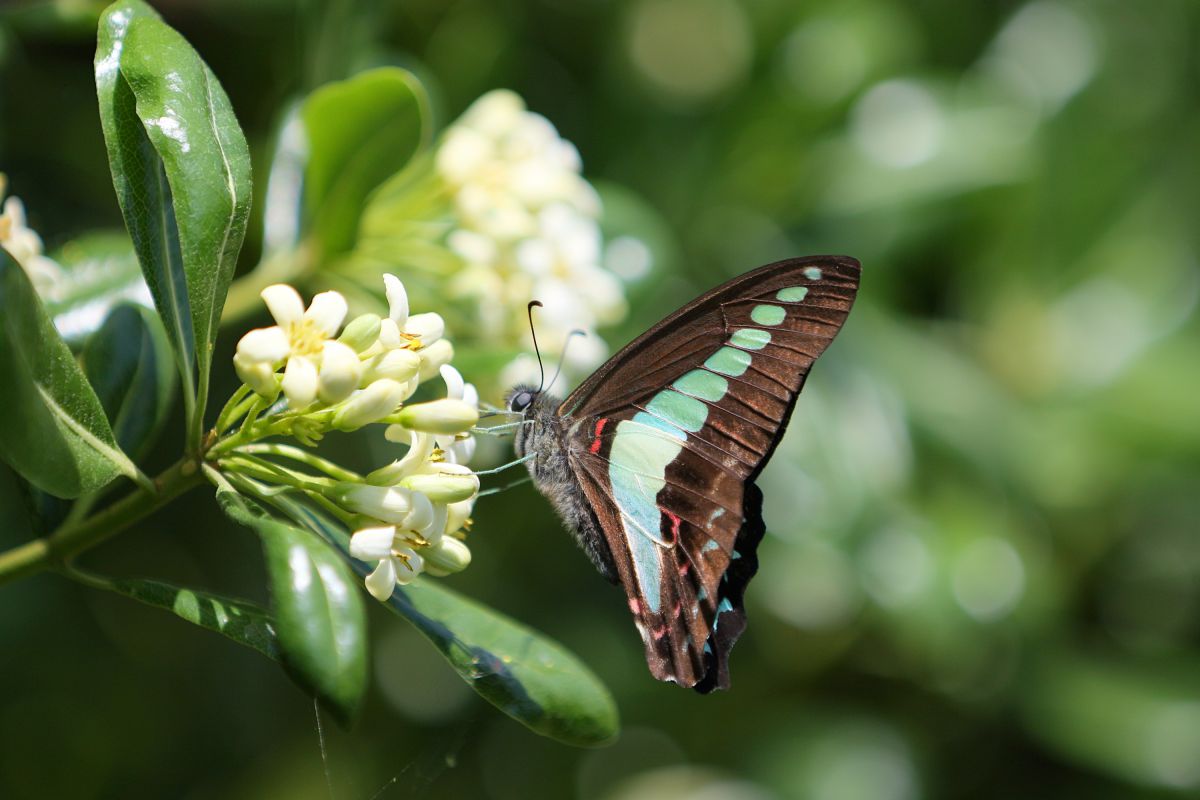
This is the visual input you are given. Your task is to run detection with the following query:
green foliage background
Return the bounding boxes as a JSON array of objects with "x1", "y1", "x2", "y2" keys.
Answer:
[{"x1": 2, "y1": 0, "x2": 1199, "y2": 798}]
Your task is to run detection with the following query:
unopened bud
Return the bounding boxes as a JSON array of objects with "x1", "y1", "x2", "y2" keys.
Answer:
[
  {"x1": 338, "y1": 313, "x2": 382, "y2": 353},
  {"x1": 337, "y1": 484, "x2": 413, "y2": 525},
  {"x1": 423, "y1": 537, "x2": 472, "y2": 576},
  {"x1": 395, "y1": 398, "x2": 479, "y2": 435},
  {"x1": 332, "y1": 379, "x2": 407, "y2": 431},
  {"x1": 399, "y1": 463, "x2": 480, "y2": 504}
]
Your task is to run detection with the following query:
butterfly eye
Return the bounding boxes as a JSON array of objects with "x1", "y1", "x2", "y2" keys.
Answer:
[{"x1": 510, "y1": 392, "x2": 534, "y2": 412}]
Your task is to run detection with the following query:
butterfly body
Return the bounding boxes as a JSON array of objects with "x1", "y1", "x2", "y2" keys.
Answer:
[{"x1": 509, "y1": 256, "x2": 861, "y2": 692}]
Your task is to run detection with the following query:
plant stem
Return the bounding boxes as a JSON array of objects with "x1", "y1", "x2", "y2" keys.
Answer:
[
  {"x1": 0, "y1": 459, "x2": 204, "y2": 587},
  {"x1": 232, "y1": 443, "x2": 362, "y2": 482}
]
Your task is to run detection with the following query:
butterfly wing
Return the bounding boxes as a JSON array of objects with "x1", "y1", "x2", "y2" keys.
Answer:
[{"x1": 560, "y1": 256, "x2": 861, "y2": 691}]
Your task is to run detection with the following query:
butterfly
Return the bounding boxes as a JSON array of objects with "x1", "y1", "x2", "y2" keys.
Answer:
[{"x1": 506, "y1": 256, "x2": 861, "y2": 692}]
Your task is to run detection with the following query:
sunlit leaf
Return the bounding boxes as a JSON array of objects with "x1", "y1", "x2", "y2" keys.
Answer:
[
  {"x1": 45, "y1": 232, "x2": 151, "y2": 346},
  {"x1": 217, "y1": 485, "x2": 368, "y2": 725},
  {"x1": 96, "y1": 0, "x2": 253, "y2": 446},
  {"x1": 0, "y1": 252, "x2": 145, "y2": 498},
  {"x1": 301, "y1": 67, "x2": 430, "y2": 256}
]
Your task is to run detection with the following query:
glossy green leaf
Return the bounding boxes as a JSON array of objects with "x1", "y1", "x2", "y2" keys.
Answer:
[
  {"x1": 82, "y1": 303, "x2": 174, "y2": 460},
  {"x1": 95, "y1": 0, "x2": 194, "y2": 400},
  {"x1": 0, "y1": 253, "x2": 146, "y2": 498},
  {"x1": 217, "y1": 486, "x2": 367, "y2": 725},
  {"x1": 45, "y1": 232, "x2": 151, "y2": 346},
  {"x1": 275, "y1": 493, "x2": 619, "y2": 747},
  {"x1": 301, "y1": 67, "x2": 430, "y2": 255},
  {"x1": 101, "y1": 575, "x2": 280, "y2": 661},
  {"x1": 96, "y1": 0, "x2": 253, "y2": 446}
]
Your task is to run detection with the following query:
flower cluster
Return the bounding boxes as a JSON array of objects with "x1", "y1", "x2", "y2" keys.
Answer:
[
  {"x1": 436, "y1": 90, "x2": 627, "y2": 381},
  {"x1": 0, "y1": 174, "x2": 65, "y2": 295},
  {"x1": 220, "y1": 274, "x2": 481, "y2": 601}
]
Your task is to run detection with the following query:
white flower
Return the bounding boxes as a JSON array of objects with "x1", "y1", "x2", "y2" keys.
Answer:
[
  {"x1": 0, "y1": 179, "x2": 65, "y2": 296},
  {"x1": 350, "y1": 525, "x2": 424, "y2": 601},
  {"x1": 234, "y1": 284, "x2": 351, "y2": 408},
  {"x1": 436, "y1": 365, "x2": 478, "y2": 464},
  {"x1": 331, "y1": 378, "x2": 408, "y2": 431}
]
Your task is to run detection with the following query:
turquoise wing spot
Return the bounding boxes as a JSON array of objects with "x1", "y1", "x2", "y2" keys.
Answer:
[
  {"x1": 803, "y1": 266, "x2": 822, "y2": 280},
  {"x1": 776, "y1": 286, "x2": 808, "y2": 302},
  {"x1": 705, "y1": 346, "x2": 751, "y2": 376},
  {"x1": 702, "y1": 539, "x2": 720, "y2": 552},
  {"x1": 730, "y1": 328, "x2": 771, "y2": 350},
  {"x1": 609, "y1": 417, "x2": 681, "y2": 614},
  {"x1": 750, "y1": 304, "x2": 786, "y2": 326},
  {"x1": 646, "y1": 390, "x2": 708, "y2": 433},
  {"x1": 673, "y1": 369, "x2": 728, "y2": 402},
  {"x1": 627, "y1": 410, "x2": 686, "y2": 442}
]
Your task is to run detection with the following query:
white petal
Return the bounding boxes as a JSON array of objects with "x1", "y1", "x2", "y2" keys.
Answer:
[
  {"x1": 364, "y1": 559, "x2": 397, "y2": 601},
  {"x1": 349, "y1": 526, "x2": 397, "y2": 560},
  {"x1": 318, "y1": 340, "x2": 361, "y2": 404},
  {"x1": 462, "y1": 383, "x2": 479, "y2": 409},
  {"x1": 417, "y1": 338, "x2": 455, "y2": 381},
  {"x1": 420, "y1": 502, "x2": 448, "y2": 544},
  {"x1": 378, "y1": 318, "x2": 402, "y2": 350},
  {"x1": 445, "y1": 498, "x2": 475, "y2": 535},
  {"x1": 363, "y1": 348, "x2": 420, "y2": 386},
  {"x1": 440, "y1": 364, "x2": 465, "y2": 400},
  {"x1": 281, "y1": 355, "x2": 318, "y2": 408},
  {"x1": 235, "y1": 326, "x2": 290, "y2": 363},
  {"x1": 382, "y1": 273, "x2": 409, "y2": 327},
  {"x1": 233, "y1": 353, "x2": 278, "y2": 398},
  {"x1": 449, "y1": 436, "x2": 476, "y2": 465},
  {"x1": 404, "y1": 312, "x2": 445, "y2": 344},
  {"x1": 392, "y1": 548, "x2": 424, "y2": 584},
  {"x1": 260, "y1": 284, "x2": 305, "y2": 326},
  {"x1": 403, "y1": 489, "x2": 434, "y2": 532},
  {"x1": 304, "y1": 291, "x2": 348, "y2": 337}
]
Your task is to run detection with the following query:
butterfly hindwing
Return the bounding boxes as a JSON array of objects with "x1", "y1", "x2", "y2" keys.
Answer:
[{"x1": 559, "y1": 256, "x2": 861, "y2": 690}]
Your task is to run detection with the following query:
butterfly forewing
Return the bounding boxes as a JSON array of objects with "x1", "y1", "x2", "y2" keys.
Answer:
[{"x1": 560, "y1": 256, "x2": 861, "y2": 691}]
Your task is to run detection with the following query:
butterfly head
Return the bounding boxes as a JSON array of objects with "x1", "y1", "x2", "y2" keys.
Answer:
[{"x1": 506, "y1": 384, "x2": 539, "y2": 414}]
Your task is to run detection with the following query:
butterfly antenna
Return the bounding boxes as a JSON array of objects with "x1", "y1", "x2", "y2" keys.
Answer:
[
  {"x1": 545, "y1": 329, "x2": 587, "y2": 394},
  {"x1": 527, "y1": 300, "x2": 546, "y2": 393}
]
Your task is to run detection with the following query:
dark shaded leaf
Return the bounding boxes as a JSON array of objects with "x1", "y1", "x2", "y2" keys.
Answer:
[{"x1": 83, "y1": 303, "x2": 174, "y2": 460}]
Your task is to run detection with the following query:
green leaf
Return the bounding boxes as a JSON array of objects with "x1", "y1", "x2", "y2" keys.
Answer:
[
  {"x1": 301, "y1": 67, "x2": 430, "y2": 256},
  {"x1": 82, "y1": 303, "x2": 175, "y2": 460},
  {"x1": 96, "y1": 0, "x2": 253, "y2": 446},
  {"x1": 0, "y1": 252, "x2": 147, "y2": 498},
  {"x1": 275, "y1": 494, "x2": 619, "y2": 747},
  {"x1": 217, "y1": 485, "x2": 368, "y2": 725},
  {"x1": 100, "y1": 575, "x2": 280, "y2": 661},
  {"x1": 45, "y1": 232, "x2": 150, "y2": 347},
  {"x1": 96, "y1": 1, "x2": 194, "y2": 403}
]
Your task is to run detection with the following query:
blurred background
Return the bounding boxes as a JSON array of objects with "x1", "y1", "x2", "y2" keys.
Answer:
[{"x1": 2, "y1": 0, "x2": 1199, "y2": 797}]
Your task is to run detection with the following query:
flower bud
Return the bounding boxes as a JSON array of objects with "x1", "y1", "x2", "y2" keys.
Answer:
[
  {"x1": 338, "y1": 313, "x2": 382, "y2": 353},
  {"x1": 318, "y1": 340, "x2": 362, "y2": 404},
  {"x1": 332, "y1": 379, "x2": 407, "y2": 431},
  {"x1": 395, "y1": 398, "x2": 479, "y2": 435},
  {"x1": 423, "y1": 537, "x2": 472, "y2": 576},
  {"x1": 417, "y1": 338, "x2": 454, "y2": 380},
  {"x1": 362, "y1": 348, "x2": 420, "y2": 386},
  {"x1": 399, "y1": 463, "x2": 480, "y2": 504},
  {"x1": 338, "y1": 484, "x2": 413, "y2": 525},
  {"x1": 350, "y1": 525, "x2": 397, "y2": 560}
]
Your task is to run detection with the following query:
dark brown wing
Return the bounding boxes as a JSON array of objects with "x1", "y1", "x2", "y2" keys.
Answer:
[{"x1": 560, "y1": 256, "x2": 861, "y2": 690}]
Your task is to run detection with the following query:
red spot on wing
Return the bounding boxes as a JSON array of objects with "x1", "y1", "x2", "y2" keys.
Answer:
[
  {"x1": 589, "y1": 417, "x2": 609, "y2": 454},
  {"x1": 628, "y1": 597, "x2": 641, "y2": 615},
  {"x1": 661, "y1": 509, "x2": 682, "y2": 546}
]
